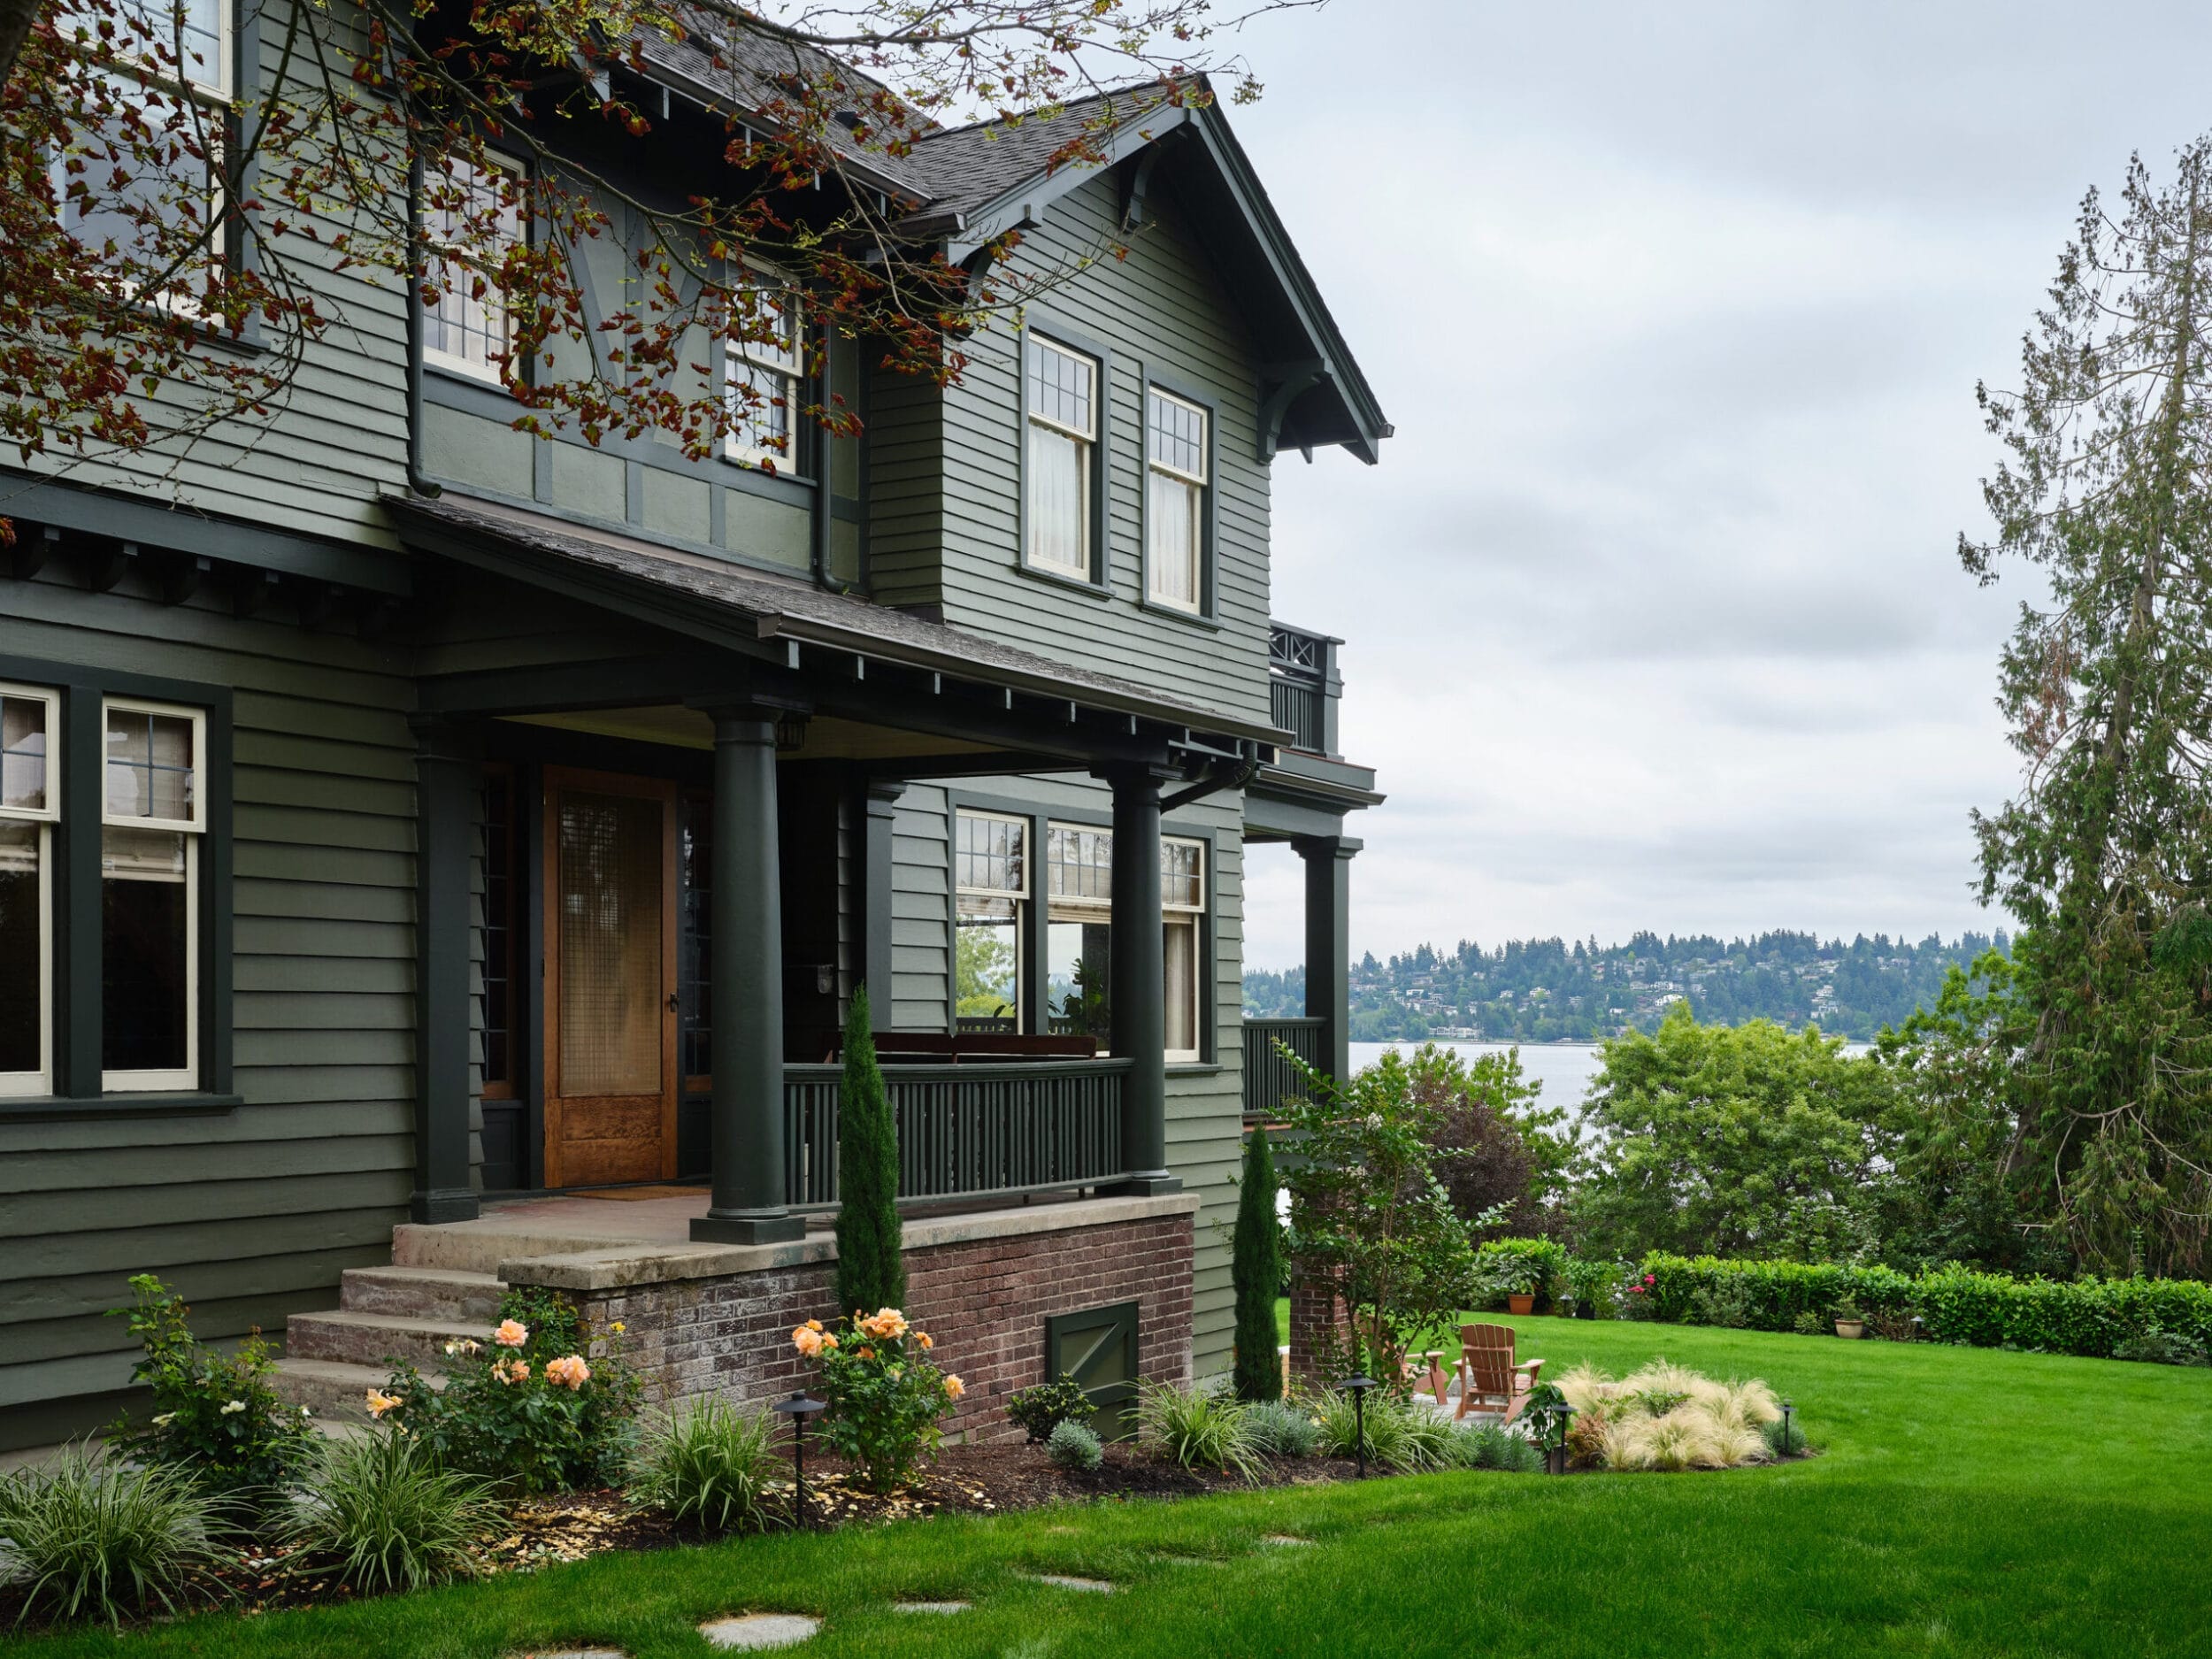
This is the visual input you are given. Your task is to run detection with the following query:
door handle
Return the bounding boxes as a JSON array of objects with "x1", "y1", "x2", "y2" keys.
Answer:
[{"x1": 666, "y1": 992, "x2": 681, "y2": 1013}]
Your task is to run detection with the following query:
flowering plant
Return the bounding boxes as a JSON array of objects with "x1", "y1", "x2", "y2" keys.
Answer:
[
  {"x1": 795, "y1": 1307, "x2": 962, "y2": 1493},
  {"x1": 380, "y1": 1289, "x2": 638, "y2": 1492}
]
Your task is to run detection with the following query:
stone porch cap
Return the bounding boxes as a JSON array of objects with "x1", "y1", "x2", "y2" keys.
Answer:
[{"x1": 494, "y1": 1193, "x2": 1202, "y2": 1293}]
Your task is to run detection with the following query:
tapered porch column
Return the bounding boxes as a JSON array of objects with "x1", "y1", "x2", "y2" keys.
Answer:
[
  {"x1": 1294, "y1": 834, "x2": 1361, "y2": 1086},
  {"x1": 410, "y1": 718, "x2": 480, "y2": 1224},
  {"x1": 1099, "y1": 764, "x2": 1180, "y2": 1195},
  {"x1": 692, "y1": 708, "x2": 803, "y2": 1245}
]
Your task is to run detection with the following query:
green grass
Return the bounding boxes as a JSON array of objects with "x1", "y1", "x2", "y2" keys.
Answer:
[{"x1": 6, "y1": 1319, "x2": 2209, "y2": 1657}]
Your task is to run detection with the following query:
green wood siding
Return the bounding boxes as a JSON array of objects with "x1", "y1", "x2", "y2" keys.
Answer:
[{"x1": 0, "y1": 573, "x2": 418, "y2": 1420}]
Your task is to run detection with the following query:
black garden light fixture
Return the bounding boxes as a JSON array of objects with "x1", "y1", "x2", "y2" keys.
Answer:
[
  {"x1": 1341, "y1": 1375, "x2": 1378, "y2": 1479},
  {"x1": 1780, "y1": 1396, "x2": 1794, "y2": 1457},
  {"x1": 773, "y1": 1391, "x2": 828, "y2": 1526}
]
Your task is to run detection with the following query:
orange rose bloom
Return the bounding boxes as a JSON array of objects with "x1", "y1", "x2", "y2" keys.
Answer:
[
  {"x1": 492, "y1": 1318, "x2": 529, "y2": 1348},
  {"x1": 943, "y1": 1374, "x2": 966, "y2": 1400}
]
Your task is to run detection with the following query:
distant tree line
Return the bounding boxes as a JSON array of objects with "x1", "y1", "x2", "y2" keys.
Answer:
[{"x1": 1242, "y1": 929, "x2": 2008, "y2": 1044}]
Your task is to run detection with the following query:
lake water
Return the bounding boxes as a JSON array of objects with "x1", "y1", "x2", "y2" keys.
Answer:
[{"x1": 1348, "y1": 1040, "x2": 1607, "y2": 1109}]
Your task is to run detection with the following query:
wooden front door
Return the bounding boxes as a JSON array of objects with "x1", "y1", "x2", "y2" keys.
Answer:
[{"x1": 541, "y1": 769, "x2": 679, "y2": 1188}]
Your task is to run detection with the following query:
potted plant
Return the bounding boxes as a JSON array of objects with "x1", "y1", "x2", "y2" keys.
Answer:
[
  {"x1": 1500, "y1": 1263, "x2": 1541, "y2": 1317},
  {"x1": 1832, "y1": 1300, "x2": 1865, "y2": 1340}
]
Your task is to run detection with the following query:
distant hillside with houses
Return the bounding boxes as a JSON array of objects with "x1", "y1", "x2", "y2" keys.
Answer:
[{"x1": 1242, "y1": 929, "x2": 2008, "y2": 1044}]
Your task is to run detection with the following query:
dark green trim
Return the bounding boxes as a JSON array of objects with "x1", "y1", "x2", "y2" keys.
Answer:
[
  {"x1": 0, "y1": 651, "x2": 234, "y2": 1109},
  {"x1": 410, "y1": 719, "x2": 480, "y2": 1224},
  {"x1": 1294, "y1": 833, "x2": 1358, "y2": 1087},
  {"x1": 863, "y1": 780, "x2": 903, "y2": 1028},
  {"x1": 0, "y1": 1092, "x2": 242, "y2": 1121},
  {"x1": 1135, "y1": 365, "x2": 1221, "y2": 627},
  {"x1": 1044, "y1": 1297, "x2": 1141, "y2": 1439},
  {"x1": 1016, "y1": 314, "x2": 1115, "y2": 593}
]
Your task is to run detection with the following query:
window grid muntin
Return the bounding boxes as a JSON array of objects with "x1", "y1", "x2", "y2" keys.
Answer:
[
  {"x1": 0, "y1": 685, "x2": 59, "y2": 823},
  {"x1": 1147, "y1": 388, "x2": 1207, "y2": 483},
  {"x1": 102, "y1": 698, "x2": 203, "y2": 833},
  {"x1": 724, "y1": 277, "x2": 803, "y2": 466},
  {"x1": 1163, "y1": 837, "x2": 1204, "y2": 911},
  {"x1": 423, "y1": 154, "x2": 526, "y2": 385},
  {"x1": 1026, "y1": 337, "x2": 1096, "y2": 439},
  {"x1": 955, "y1": 810, "x2": 1029, "y2": 898},
  {"x1": 1046, "y1": 823, "x2": 1113, "y2": 910}
]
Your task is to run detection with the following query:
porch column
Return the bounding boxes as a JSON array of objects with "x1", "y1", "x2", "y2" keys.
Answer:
[
  {"x1": 1099, "y1": 764, "x2": 1180, "y2": 1195},
  {"x1": 410, "y1": 718, "x2": 480, "y2": 1224},
  {"x1": 862, "y1": 779, "x2": 905, "y2": 1026},
  {"x1": 692, "y1": 708, "x2": 804, "y2": 1245},
  {"x1": 1294, "y1": 833, "x2": 1361, "y2": 1086}
]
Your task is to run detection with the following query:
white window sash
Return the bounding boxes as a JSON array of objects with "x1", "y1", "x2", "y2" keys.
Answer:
[
  {"x1": 723, "y1": 276, "x2": 803, "y2": 466},
  {"x1": 101, "y1": 696, "x2": 205, "y2": 833},
  {"x1": 102, "y1": 833, "x2": 199, "y2": 1093},
  {"x1": 1147, "y1": 388, "x2": 1208, "y2": 484},
  {"x1": 955, "y1": 810, "x2": 1030, "y2": 900},
  {"x1": 0, "y1": 683, "x2": 61, "y2": 825},
  {"x1": 1026, "y1": 338, "x2": 1099, "y2": 440},
  {"x1": 423, "y1": 155, "x2": 525, "y2": 386},
  {"x1": 0, "y1": 822, "x2": 53, "y2": 1097}
]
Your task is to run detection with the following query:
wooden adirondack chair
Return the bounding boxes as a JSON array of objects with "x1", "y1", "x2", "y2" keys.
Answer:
[{"x1": 1453, "y1": 1322, "x2": 1543, "y2": 1423}]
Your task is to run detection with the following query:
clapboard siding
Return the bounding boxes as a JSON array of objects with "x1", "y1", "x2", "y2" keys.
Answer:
[
  {"x1": 0, "y1": 572, "x2": 419, "y2": 1428},
  {"x1": 866, "y1": 173, "x2": 1275, "y2": 731}
]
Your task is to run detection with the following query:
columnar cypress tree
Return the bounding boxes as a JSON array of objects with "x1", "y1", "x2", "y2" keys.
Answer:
[
  {"x1": 833, "y1": 985, "x2": 904, "y2": 1316},
  {"x1": 1232, "y1": 1123, "x2": 1285, "y2": 1402}
]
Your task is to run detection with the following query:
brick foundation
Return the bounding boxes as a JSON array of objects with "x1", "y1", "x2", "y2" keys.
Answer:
[
  {"x1": 1286, "y1": 1272, "x2": 1351, "y2": 1386},
  {"x1": 534, "y1": 1208, "x2": 1194, "y2": 1443}
]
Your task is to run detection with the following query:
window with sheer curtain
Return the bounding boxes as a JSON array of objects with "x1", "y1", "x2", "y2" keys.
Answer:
[
  {"x1": 1025, "y1": 335, "x2": 1097, "y2": 577},
  {"x1": 1146, "y1": 388, "x2": 1208, "y2": 612}
]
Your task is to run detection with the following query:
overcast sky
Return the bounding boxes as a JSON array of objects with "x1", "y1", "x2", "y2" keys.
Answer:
[{"x1": 1224, "y1": 0, "x2": 2212, "y2": 972}]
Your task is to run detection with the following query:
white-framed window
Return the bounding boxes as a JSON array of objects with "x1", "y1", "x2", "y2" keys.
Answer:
[
  {"x1": 0, "y1": 684, "x2": 59, "y2": 1098},
  {"x1": 725, "y1": 275, "x2": 803, "y2": 468},
  {"x1": 102, "y1": 697, "x2": 204, "y2": 1092},
  {"x1": 422, "y1": 153, "x2": 526, "y2": 384},
  {"x1": 1146, "y1": 388, "x2": 1208, "y2": 613},
  {"x1": 1025, "y1": 335, "x2": 1098, "y2": 578},
  {"x1": 955, "y1": 810, "x2": 1026, "y2": 1030},
  {"x1": 1162, "y1": 836, "x2": 1205, "y2": 1061}
]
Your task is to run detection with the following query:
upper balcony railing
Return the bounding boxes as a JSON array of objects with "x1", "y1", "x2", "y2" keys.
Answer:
[{"x1": 1269, "y1": 622, "x2": 1341, "y2": 757}]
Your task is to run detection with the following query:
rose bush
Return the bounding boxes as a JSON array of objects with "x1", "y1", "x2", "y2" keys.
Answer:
[{"x1": 795, "y1": 1308, "x2": 961, "y2": 1493}]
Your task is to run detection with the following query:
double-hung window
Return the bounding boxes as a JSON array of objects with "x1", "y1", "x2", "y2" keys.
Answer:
[
  {"x1": 423, "y1": 154, "x2": 526, "y2": 384},
  {"x1": 1146, "y1": 388, "x2": 1209, "y2": 612},
  {"x1": 725, "y1": 277, "x2": 802, "y2": 469},
  {"x1": 102, "y1": 700, "x2": 204, "y2": 1090},
  {"x1": 1161, "y1": 838, "x2": 1205, "y2": 1060},
  {"x1": 1025, "y1": 336, "x2": 1099, "y2": 578},
  {"x1": 1045, "y1": 824, "x2": 1114, "y2": 1041},
  {"x1": 0, "y1": 687, "x2": 58, "y2": 1097},
  {"x1": 954, "y1": 812, "x2": 1026, "y2": 1030}
]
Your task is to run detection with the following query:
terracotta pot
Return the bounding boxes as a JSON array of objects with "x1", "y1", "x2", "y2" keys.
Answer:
[
  {"x1": 1834, "y1": 1319, "x2": 1865, "y2": 1340},
  {"x1": 1507, "y1": 1294, "x2": 1536, "y2": 1315}
]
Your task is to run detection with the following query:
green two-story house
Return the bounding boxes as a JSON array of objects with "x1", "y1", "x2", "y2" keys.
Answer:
[{"x1": 0, "y1": 20, "x2": 1387, "y2": 1446}]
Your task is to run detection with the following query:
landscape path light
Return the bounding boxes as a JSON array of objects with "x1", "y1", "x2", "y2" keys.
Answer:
[
  {"x1": 1781, "y1": 1397, "x2": 1793, "y2": 1457},
  {"x1": 774, "y1": 1391, "x2": 828, "y2": 1526},
  {"x1": 1341, "y1": 1375, "x2": 1378, "y2": 1479}
]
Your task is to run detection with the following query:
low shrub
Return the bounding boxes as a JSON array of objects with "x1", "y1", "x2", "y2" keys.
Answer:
[
  {"x1": 1046, "y1": 1420, "x2": 1104, "y2": 1473},
  {"x1": 626, "y1": 1396, "x2": 784, "y2": 1533},
  {"x1": 1792, "y1": 1310, "x2": 1828, "y2": 1336},
  {"x1": 2111, "y1": 1328, "x2": 2210, "y2": 1367},
  {"x1": 1562, "y1": 1256, "x2": 1624, "y2": 1318},
  {"x1": 1687, "y1": 1279, "x2": 1754, "y2": 1329},
  {"x1": 1762, "y1": 1413, "x2": 1809, "y2": 1457},
  {"x1": 378, "y1": 1289, "x2": 640, "y2": 1493},
  {"x1": 104, "y1": 1274, "x2": 315, "y2": 1508},
  {"x1": 1134, "y1": 1383, "x2": 1262, "y2": 1482},
  {"x1": 286, "y1": 1430, "x2": 501, "y2": 1593},
  {"x1": 0, "y1": 1446, "x2": 217, "y2": 1627},
  {"x1": 1454, "y1": 1422, "x2": 1544, "y2": 1472},
  {"x1": 800, "y1": 1307, "x2": 960, "y2": 1494},
  {"x1": 1556, "y1": 1361, "x2": 1780, "y2": 1471},
  {"x1": 1474, "y1": 1238, "x2": 1570, "y2": 1307},
  {"x1": 1005, "y1": 1374, "x2": 1096, "y2": 1444},
  {"x1": 1243, "y1": 1399, "x2": 1320, "y2": 1458}
]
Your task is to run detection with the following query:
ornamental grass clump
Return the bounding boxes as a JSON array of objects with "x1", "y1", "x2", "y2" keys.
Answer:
[
  {"x1": 0, "y1": 1446, "x2": 216, "y2": 1628},
  {"x1": 1134, "y1": 1382, "x2": 1263, "y2": 1482},
  {"x1": 1555, "y1": 1360, "x2": 1783, "y2": 1471},
  {"x1": 627, "y1": 1396, "x2": 785, "y2": 1533},
  {"x1": 1452, "y1": 1421, "x2": 1544, "y2": 1472},
  {"x1": 284, "y1": 1429, "x2": 502, "y2": 1593},
  {"x1": 798, "y1": 1308, "x2": 962, "y2": 1493}
]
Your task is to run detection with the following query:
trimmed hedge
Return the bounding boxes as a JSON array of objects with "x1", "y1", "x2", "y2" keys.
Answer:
[{"x1": 1636, "y1": 1253, "x2": 2212, "y2": 1357}]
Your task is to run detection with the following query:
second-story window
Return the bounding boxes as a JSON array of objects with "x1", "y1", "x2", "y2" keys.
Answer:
[
  {"x1": 1025, "y1": 335, "x2": 1098, "y2": 578},
  {"x1": 725, "y1": 279, "x2": 802, "y2": 469},
  {"x1": 1146, "y1": 388, "x2": 1208, "y2": 612},
  {"x1": 423, "y1": 154, "x2": 524, "y2": 384}
]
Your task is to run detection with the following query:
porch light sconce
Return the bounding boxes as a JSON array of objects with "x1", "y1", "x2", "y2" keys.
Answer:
[
  {"x1": 773, "y1": 1392, "x2": 828, "y2": 1525},
  {"x1": 1341, "y1": 1375, "x2": 1377, "y2": 1479},
  {"x1": 774, "y1": 712, "x2": 810, "y2": 753}
]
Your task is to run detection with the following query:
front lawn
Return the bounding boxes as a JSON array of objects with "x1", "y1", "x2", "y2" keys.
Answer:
[{"x1": 8, "y1": 1319, "x2": 2208, "y2": 1657}]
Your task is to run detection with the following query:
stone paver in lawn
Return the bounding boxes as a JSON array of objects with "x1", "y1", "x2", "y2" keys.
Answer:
[
  {"x1": 892, "y1": 1601, "x2": 972, "y2": 1614},
  {"x1": 518, "y1": 1649, "x2": 629, "y2": 1658},
  {"x1": 1262, "y1": 1533, "x2": 1316, "y2": 1547},
  {"x1": 699, "y1": 1613, "x2": 822, "y2": 1649},
  {"x1": 1033, "y1": 1575, "x2": 1115, "y2": 1593}
]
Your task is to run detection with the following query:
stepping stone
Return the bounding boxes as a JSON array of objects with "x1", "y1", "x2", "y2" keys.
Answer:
[
  {"x1": 893, "y1": 1601, "x2": 971, "y2": 1614},
  {"x1": 1033, "y1": 1574, "x2": 1115, "y2": 1594},
  {"x1": 699, "y1": 1613, "x2": 821, "y2": 1650},
  {"x1": 518, "y1": 1650, "x2": 628, "y2": 1658},
  {"x1": 1262, "y1": 1533, "x2": 1315, "y2": 1547}
]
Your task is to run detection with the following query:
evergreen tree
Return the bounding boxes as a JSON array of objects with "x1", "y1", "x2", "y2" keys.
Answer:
[
  {"x1": 833, "y1": 986, "x2": 905, "y2": 1316},
  {"x1": 1231, "y1": 1124, "x2": 1284, "y2": 1402}
]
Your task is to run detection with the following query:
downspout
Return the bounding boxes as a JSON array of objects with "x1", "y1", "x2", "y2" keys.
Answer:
[{"x1": 403, "y1": 140, "x2": 442, "y2": 500}]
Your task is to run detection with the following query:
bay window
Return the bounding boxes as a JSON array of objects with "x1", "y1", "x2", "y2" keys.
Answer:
[
  {"x1": 0, "y1": 686, "x2": 58, "y2": 1097},
  {"x1": 1145, "y1": 388, "x2": 1209, "y2": 613},
  {"x1": 955, "y1": 811, "x2": 1026, "y2": 1030},
  {"x1": 1025, "y1": 335, "x2": 1099, "y2": 578},
  {"x1": 102, "y1": 700, "x2": 204, "y2": 1089},
  {"x1": 423, "y1": 153, "x2": 526, "y2": 384}
]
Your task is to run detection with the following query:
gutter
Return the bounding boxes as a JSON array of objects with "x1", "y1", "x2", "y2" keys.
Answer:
[{"x1": 403, "y1": 143, "x2": 442, "y2": 501}]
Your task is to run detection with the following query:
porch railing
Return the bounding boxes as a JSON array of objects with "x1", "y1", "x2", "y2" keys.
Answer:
[
  {"x1": 783, "y1": 1058, "x2": 1129, "y2": 1207},
  {"x1": 1269, "y1": 622, "x2": 1333, "y2": 755},
  {"x1": 1243, "y1": 1016, "x2": 1326, "y2": 1119}
]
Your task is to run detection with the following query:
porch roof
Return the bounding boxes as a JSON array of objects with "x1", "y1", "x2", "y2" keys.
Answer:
[{"x1": 386, "y1": 491, "x2": 1288, "y2": 754}]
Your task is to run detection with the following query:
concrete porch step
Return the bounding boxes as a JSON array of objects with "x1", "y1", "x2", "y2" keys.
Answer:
[
  {"x1": 269, "y1": 1358, "x2": 447, "y2": 1421},
  {"x1": 284, "y1": 1309, "x2": 486, "y2": 1370},
  {"x1": 339, "y1": 1264, "x2": 504, "y2": 1324}
]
